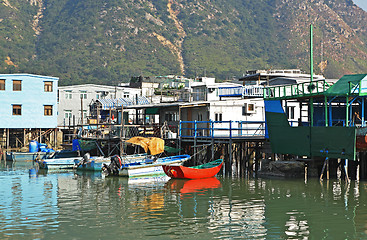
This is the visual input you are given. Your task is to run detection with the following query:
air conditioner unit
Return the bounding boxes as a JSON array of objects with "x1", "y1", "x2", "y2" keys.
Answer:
[{"x1": 242, "y1": 103, "x2": 256, "y2": 115}]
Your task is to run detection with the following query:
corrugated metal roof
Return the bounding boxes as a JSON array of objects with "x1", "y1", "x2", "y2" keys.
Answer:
[{"x1": 97, "y1": 96, "x2": 150, "y2": 110}]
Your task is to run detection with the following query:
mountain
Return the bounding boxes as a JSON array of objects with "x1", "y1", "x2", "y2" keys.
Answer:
[{"x1": 1, "y1": 0, "x2": 367, "y2": 85}]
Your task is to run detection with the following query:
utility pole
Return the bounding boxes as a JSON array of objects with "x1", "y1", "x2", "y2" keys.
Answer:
[
  {"x1": 310, "y1": 24, "x2": 314, "y2": 127},
  {"x1": 81, "y1": 95, "x2": 84, "y2": 126}
]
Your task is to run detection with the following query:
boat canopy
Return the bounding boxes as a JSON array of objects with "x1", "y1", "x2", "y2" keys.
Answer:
[
  {"x1": 325, "y1": 74, "x2": 367, "y2": 96},
  {"x1": 126, "y1": 137, "x2": 165, "y2": 155}
]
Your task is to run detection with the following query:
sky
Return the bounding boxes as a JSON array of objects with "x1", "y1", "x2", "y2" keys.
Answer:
[{"x1": 354, "y1": 0, "x2": 367, "y2": 11}]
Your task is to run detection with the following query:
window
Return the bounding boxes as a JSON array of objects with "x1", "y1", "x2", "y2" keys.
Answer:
[
  {"x1": 44, "y1": 105, "x2": 53, "y2": 116},
  {"x1": 44, "y1": 81, "x2": 53, "y2": 92},
  {"x1": 65, "y1": 91, "x2": 72, "y2": 99},
  {"x1": 215, "y1": 113, "x2": 222, "y2": 122},
  {"x1": 12, "y1": 105, "x2": 21, "y2": 115},
  {"x1": 165, "y1": 112, "x2": 178, "y2": 121},
  {"x1": 96, "y1": 94, "x2": 100, "y2": 99},
  {"x1": 0, "y1": 79, "x2": 5, "y2": 90},
  {"x1": 123, "y1": 92, "x2": 130, "y2": 98},
  {"x1": 198, "y1": 113, "x2": 203, "y2": 121},
  {"x1": 287, "y1": 106, "x2": 295, "y2": 120},
  {"x1": 13, "y1": 80, "x2": 22, "y2": 91},
  {"x1": 79, "y1": 110, "x2": 87, "y2": 122},
  {"x1": 80, "y1": 91, "x2": 87, "y2": 99},
  {"x1": 65, "y1": 110, "x2": 72, "y2": 119}
]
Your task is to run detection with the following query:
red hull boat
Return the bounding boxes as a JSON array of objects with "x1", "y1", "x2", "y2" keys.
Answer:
[{"x1": 162, "y1": 159, "x2": 223, "y2": 179}]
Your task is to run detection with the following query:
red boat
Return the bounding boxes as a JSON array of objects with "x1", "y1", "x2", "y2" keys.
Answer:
[{"x1": 162, "y1": 159, "x2": 223, "y2": 179}]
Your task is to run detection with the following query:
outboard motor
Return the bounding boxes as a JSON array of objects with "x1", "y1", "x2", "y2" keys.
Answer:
[
  {"x1": 75, "y1": 152, "x2": 91, "y2": 168},
  {"x1": 102, "y1": 155, "x2": 122, "y2": 176},
  {"x1": 82, "y1": 153, "x2": 90, "y2": 163}
]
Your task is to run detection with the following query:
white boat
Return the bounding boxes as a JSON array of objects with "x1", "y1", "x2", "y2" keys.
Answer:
[
  {"x1": 105, "y1": 154, "x2": 191, "y2": 178},
  {"x1": 37, "y1": 157, "x2": 80, "y2": 170},
  {"x1": 38, "y1": 155, "x2": 106, "y2": 170},
  {"x1": 103, "y1": 137, "x2": 191, "y2": 177},
  {"x1": 74, "y1": 153, "x2": 146, "y2": 171},
  {"x1": 6, "y1": 149, "x2": 79, "y2": 161}
]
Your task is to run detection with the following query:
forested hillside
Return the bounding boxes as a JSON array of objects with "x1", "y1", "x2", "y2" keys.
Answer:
[{"x1": 1, "y1": 0, "x2": 367, "y2": 85}]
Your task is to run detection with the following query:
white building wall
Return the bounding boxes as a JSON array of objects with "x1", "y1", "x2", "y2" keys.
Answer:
[{"x1": 58, "y1": 84, "x2": 141, "y2": 126}]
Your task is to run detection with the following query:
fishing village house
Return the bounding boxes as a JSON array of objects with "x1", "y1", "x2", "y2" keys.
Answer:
[
  {"x1": 57, "y1": 84, "x2": 142, "y2": 127},
  {"x1": 0, "y1": 74, "x2": 59, "y2": 150},
  {"x1": 239, "y1": 69, "x2": 335, "y2": 126},
  {"x1": 80, "y1": 71, "x2": 329, "y2": 151},
  {"x1": 119, "y1": 76, "x2": 267, "y2": 139}
]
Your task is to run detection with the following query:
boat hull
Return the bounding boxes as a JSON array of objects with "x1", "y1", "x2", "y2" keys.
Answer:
[
  {"x1": 118, "y1": 155, "x2": 191, "y2": 178},
  {"x1": 6, "y1": 150, "x2": 79, "y2": 161},
  {"x1": 38, "y1": 157, "x2": 81, "y2": 170},
  {"x1": 75, "y1": 157, "x2": 111, "y2": 171},
  {"x1": 6, "y1": 152, "x2": 48, "y2": 161},
  {"x1": 162, "y1": 159, "x2": 223, "y2": 179}
]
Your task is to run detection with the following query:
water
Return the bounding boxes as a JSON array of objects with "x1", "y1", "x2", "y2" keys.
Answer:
[{"x1": 1, "y1": 161, "x2": 367, "y2": 239}]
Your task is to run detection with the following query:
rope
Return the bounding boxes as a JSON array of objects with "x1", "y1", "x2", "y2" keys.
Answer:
[{"x1": 190, "y1": 144, "x2": 213, "y2": 160}]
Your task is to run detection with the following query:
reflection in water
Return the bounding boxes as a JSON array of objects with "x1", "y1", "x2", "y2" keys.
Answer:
[
  {"x1": 0, "y1": 161, "x2": 367, "y2": 239},
  {"x1": 0, "y1": 166, "x2": 59, "y2": 239},
  {"x1": 166, "y1": 177, "x2": 222, "y2": 195}
]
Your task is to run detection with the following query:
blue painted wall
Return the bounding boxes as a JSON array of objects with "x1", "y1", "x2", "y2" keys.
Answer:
[{"x1": 0, "y1": 74, "x2": 59, "y2": 128}]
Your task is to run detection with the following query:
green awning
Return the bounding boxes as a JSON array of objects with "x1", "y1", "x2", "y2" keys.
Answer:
[
  {"x1": 145, "y1": 107, "x2": 159, "y2": 114},
  {"x1": 325, "y1": 74, "x2": 367, "y2": 96}
]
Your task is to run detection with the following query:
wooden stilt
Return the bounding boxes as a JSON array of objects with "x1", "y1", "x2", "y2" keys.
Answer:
[
  {"x1": 6, "y1": 128, "x2": 9, "y2": 151},
  {"x1": 194, "y1": 137, "x2": 197, "y2": 164},
  {"x1": 239, "y1": 142, "x2": 244, "y2": 177},
  {"x1": 344, "y1": 159, "x2": 350, "y2": 183},
  {"x1": 211, "y1": 138, "x2": 214, "y2": 161},
  {"x1": 23, "y1": 129, "x2": 26, "y2": 148},
  {"x1": 229, "y1": 139, "x2": 233, "y2": 176},
  {"x1": 255, "y1": 142, "x2": 260, "y2": 173},
  {"x1": 320, "y1": 157, "x2": 328, "y2": 180}
]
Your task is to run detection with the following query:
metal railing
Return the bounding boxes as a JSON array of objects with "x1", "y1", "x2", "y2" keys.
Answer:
[
  {"x1": 77, "y1": 124, "x2": 179, "y2": 140},
  {"x1": 243, "y1": 85, "x2": 264, "y2": 97},
  {"x1": 218, "y1": 86, "x2": 264, "y2": 98},
  {"x1": 179, "y1": 120, "x2": 266, "y2": 138},
  {"x1": 218, "y1": 87, "x2": 243, "y2": 97},
  {"x1": 264, "y1": 80, "x2": 331, "y2": 99}
]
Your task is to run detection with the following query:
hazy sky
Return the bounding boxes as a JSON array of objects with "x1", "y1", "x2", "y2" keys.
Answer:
[{"x1": 354, "y1": 0, "x2": 367, "y2": 11}]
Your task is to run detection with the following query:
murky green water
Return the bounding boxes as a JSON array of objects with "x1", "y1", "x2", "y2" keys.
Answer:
[{"x1": 1, "y1": 161, "x2": 367, "y2": 239}]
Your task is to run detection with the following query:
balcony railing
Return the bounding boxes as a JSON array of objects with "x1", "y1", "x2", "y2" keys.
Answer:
[
  {"x1": 218, "y1": 86, "x2": 264, "y2": 98},
  {"x1": 264, "y1": 80, "x2": 331, "y2": 100},
  {"x1": 179, "y1": 120, "x2": 266, "y2": 139},
  {"x1": 77, "y1": 124, "x2": 178, "y2": 140}
]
